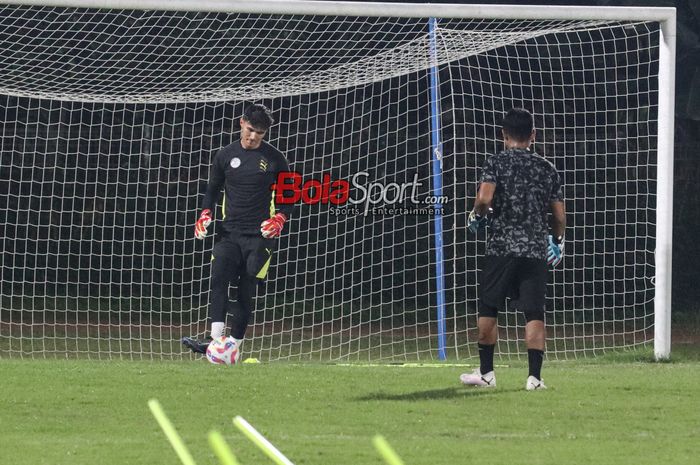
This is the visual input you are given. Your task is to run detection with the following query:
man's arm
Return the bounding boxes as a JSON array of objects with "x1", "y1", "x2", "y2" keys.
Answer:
[
  {"x1": 272, "y1": 153, "x2": 294, "y2": 219},
  {"x1": 261, "y1": 151, "x2": 294, "y2": 239},
  {"x1": 201, "y1": 154, "x2": 225, "y2": 213},
  {"x1": 549, "y1": 200, "x2": 566, "y2": 238},
  {"x1": 473, "y1": 182, "x2": 495, "y2": 216},
  {"x1": 195, "y1": 153, "x2": 225, "y2": 240},
  {"x1": 467, "y1": 181, "x2": 495, "y2": 233},
  {"x1": 547, "y1": 200, "x2": 566, "y2": 266}
]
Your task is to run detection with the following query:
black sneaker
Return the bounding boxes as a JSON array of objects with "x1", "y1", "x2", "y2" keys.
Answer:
[{"x1": 181, "y1": 336, "x2": 211, "y2": 354}]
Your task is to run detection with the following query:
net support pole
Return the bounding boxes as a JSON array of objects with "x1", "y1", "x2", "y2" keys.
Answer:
[
  {"x1": 654, "y1": 13, "x2": 676, "y2": 361},
  {"x1": 428, "y1": 17, "x2": 447, "y2": 361}
]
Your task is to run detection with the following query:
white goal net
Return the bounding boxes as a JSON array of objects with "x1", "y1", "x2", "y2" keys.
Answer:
[{"x1": 0, "y1": 1, "x2": 674, "y2": 361}]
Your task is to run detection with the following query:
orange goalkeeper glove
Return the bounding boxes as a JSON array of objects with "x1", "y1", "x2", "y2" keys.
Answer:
[
  {"x1": 260, "y1": 213, "x2": 287, "y2": 238},
  {"x1": 194, "y1": 209, "x2": 212, "y2": 240}
]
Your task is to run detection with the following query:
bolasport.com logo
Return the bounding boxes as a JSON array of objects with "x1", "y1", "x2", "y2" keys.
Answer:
[{"x1": 271, "y1": 171, "x2": 448, "y2": 216}]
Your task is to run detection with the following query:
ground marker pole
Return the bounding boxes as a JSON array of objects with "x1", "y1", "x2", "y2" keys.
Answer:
[
  {"x1": 208, "y1": 430, "x2": 242, "y2": 465},
  {"x1": 373, "y1": 435, "x2": 406, "y2": 465},
  {"x1": 147, "y1": 399, "x2": 198, "y2": 465},
  {"x1": 233, "y1": 416, "x2": 295, "y2": 465}
]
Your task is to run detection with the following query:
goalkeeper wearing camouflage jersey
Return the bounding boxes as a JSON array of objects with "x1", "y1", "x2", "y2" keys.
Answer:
[
  {"x1": 460, "y1": 108, "x2": 566, "y2": 390},
  {"x1": 182, "y1": 104, "x2": 293, "y2": 361}
]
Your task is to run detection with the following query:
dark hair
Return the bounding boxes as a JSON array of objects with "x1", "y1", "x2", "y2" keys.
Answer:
[
  {"x1": 501, "y1": 108, "x2": 534, "y2": 142},
  {"x1": 242, "y1": 104, "x2": 274, "y2": 131}
]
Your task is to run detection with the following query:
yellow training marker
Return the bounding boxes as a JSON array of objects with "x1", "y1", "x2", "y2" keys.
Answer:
[
  {"x1": 233, "y1": 416, "x2": 295, "y2": 465},
  {"x1": 373, "y1": 435, "x2": 406, "y2": 465},
  {"x1": 208, "y1": 430, "x2": 242, "y2": 465},
  {"x1": 147, "y1": 399, "x2": 198, "y2": 465}
]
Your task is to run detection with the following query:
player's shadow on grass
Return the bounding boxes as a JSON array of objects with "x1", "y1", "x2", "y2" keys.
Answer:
[{"x1": 354, "y1": 386, "x2": 515, "y2": 402}]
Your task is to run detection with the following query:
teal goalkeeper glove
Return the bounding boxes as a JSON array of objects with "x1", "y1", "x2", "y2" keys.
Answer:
[
  {"x1": 547, "y1": 235, "x2": 564, "y2": 267},
  {"x1": 467, "y1": 208, "x2": 492, "y2": 234}
]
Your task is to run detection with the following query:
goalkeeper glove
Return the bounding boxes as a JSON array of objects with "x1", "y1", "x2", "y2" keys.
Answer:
[
  {"x1": 194, "y1": 209, "x2": 212, "y2": 240},
  {"x1": 547, "y1": 234, "x2": 564, "y2": 267},
  {"x1": 467, "y1": 208, "x2": 492, "y2": 234},
  {"x1": 261, "y1": 213, "x2": 287, "y2": 238}
]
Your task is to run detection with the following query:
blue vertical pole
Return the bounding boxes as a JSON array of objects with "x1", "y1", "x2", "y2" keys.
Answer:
[{"x1": 428, "y1": 17, "x2": 447, "y2": 361}]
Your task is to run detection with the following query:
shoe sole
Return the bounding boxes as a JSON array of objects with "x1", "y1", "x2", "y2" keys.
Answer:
[
  {"x1": 181, "y1": 337, "x2": 207, "y2": 354},
  {"x1": 460, "y1": 376, "x2": 496, "y2": 388}
]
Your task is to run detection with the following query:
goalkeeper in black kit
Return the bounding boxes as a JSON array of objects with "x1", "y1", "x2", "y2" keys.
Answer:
[
  {"x1": 460, "y1": 108, "x2": 566, "y2": 390},
  {"x1": 182, "y1": 104, "x2": 293, "y2": 361}
]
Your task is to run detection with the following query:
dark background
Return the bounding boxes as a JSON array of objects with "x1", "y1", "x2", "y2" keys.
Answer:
[
  {"x1": 0, "y1": 0, "x2": 697, "y2": 358},
  {"x1": 399, "y1": 0, "x2": 700, "y2": 324}
]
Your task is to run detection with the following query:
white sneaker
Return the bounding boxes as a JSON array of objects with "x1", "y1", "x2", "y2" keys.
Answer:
[
  {"x1": 525, "y1": 375, "x2": 547, "y2": 391},
  {"x1": 459, "y1": 369, "x2": 496, "y2": 388}
]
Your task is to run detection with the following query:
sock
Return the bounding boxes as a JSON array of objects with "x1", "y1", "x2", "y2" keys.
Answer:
[
  {"x1": 478, "y1": 343, "x2": 495, "y2": 374},
  {"x1": 528, "y1": 349, "x2": 544, "y2": 380},
  {"x1": 210, "y1": 321, "x2": 225, "y2": 340}
]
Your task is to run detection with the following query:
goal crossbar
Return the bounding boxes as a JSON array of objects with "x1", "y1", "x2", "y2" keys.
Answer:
[{"x1": 2, "y1": 0, "x2": 677, "y2": 22}]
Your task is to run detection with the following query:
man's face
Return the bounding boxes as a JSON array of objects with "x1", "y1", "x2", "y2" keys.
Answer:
[{"x1": 240, "y1": 118, "x2": 267, "y2": 150}]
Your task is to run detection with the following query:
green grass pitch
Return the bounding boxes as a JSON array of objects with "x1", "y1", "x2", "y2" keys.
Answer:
[{"x1": 1, "y1": 355, "x2": 698, "y2": 465}]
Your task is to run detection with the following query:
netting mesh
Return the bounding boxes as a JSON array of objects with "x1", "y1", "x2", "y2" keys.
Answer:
[
  {"x1": 0, "y1": 4, "x2": 660, "y2": 360},
  {"x1": 1, "y1": 6, "x2": 634, "y2": 102}
]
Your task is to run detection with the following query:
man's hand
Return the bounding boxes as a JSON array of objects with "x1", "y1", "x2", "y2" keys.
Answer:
[
  {"x1": 467, "y1": 208, "x2": 492, "y2": 234},
  {"x1": 547, "y1": 235, "x2": 564, "y2": 267},
  {"x1": 261, "y1": 213, "x2": 287, "y2": 238},
  {"x1": 194, "y1": 209, "x2": 212, "y2": 240}
]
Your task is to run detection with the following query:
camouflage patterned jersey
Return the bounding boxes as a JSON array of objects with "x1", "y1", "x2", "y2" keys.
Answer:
[{"x1": 479, "y1": 148, "x2": 563, "y2": 260}]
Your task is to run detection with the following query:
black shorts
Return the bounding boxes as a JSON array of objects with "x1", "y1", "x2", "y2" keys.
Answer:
[
  {"x1": 212, "y1": 230, "x2": 275, "y2": 280},
  {"x1": 479, "y1": 255, "x2": 547, "y2": 318}
]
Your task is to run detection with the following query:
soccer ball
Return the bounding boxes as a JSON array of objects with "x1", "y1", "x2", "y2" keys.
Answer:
[{"x1": 205, "y1": 336, "x2": 239, "y2": 365}]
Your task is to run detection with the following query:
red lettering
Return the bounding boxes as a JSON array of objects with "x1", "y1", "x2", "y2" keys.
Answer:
[
  {"x1": 272, "y1": 171, "x2": 302, "y2": 204},
  {"x1": 271, "y1": 171, "x2": 350, "y2": 206},
  {"x1": 329, "y1": 180, "x2": 350, "y2": 205},
  {"x1": 321, "y1": 173, "x2": 331, "y2": 204},
  {"x1": 301, "y1": 179, "x2": 322, "y2": 204}
]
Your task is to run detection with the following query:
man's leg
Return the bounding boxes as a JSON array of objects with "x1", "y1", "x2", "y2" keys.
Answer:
[
  {"x1": 525, "y1": 318, "x2": 545, "y2": 379},
  {"x1": 228, "y1": 234, "x2": 274, "y2": 351},
  {"x1": 477, "y1": 316, "x2": 498, "y2": 375},
  {"x1": 183, "y1": 236, "x2": 241, "y2": 354},
  {"x1": 524, "y1": 317, "x2": 547, "y2": 390},
  {"x1": 518, "y1": 258, "x2": 548, "y2": 389},
  {"x1": 229, "y1": 274, "x2": 257, "y2": 347},
  {"x1": 460, "y1": 255, "x2": 511, "y2": 387},
  {"x1": 460, "y1": 313, "x2": 498, "y2": 387}
]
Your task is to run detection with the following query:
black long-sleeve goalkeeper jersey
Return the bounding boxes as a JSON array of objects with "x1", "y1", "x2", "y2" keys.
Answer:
[{"x1": 201, "y1": 140, "x2": 293, "y2": 234}]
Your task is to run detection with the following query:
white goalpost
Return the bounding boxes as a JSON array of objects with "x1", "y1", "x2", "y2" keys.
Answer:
[{"x1": 0, "y1": 1, "x2": 675, "y2": 361}]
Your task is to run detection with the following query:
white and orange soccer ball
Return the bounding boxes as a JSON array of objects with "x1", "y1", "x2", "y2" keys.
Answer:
[{"x1": 205, "y1": 336, "x2": 239, "y2": 365}]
